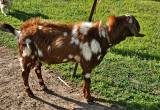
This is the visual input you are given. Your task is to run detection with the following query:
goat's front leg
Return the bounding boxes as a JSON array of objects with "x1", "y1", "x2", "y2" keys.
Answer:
[
  {"x1": 34, "y1": 61, "x2": 47, "y2": 90},
  {"x1": 0, "y1": 6, "x2": 7, "y2": 16},
  {"x1": 82, "y1": 72, "x2": 94, "y2": 104}
]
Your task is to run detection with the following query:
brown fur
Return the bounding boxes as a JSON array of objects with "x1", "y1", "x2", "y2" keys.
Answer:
[{"x1": 0, "y1": 15, "x2": 144, "y2": 103}]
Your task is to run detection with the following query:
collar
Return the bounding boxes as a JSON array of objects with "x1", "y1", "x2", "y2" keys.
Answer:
[{"x1": 100, "y1": 25, "x2": 112, "y2": 46}]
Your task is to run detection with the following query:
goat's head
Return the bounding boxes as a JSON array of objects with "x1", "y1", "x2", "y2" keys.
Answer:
[
  {"x1": 124, "y1": 15, "x2": 144, "y2": 37},
  {"x1": 107, "y1": 15, "x2": 144, "y2": 44}
]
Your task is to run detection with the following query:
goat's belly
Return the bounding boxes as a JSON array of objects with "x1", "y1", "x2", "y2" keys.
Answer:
[
  {"x1": 39, "y1": 56, "x2": 75, "y2": 64},
  {"x1": 35, "y1": 46, "x2": 80, "y2": 64}
]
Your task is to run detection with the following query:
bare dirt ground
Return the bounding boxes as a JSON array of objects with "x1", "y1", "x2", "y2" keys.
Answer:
[{"x1": 0, "y1": 45, "x2": 124, "y2": 110}]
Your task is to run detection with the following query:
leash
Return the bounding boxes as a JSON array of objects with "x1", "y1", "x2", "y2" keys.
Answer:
[
  {"x1": 88, "y1": 0, "x2": 98, "y2": 22},
  {"x1": 72, "y1": 0, "x2": 98, "y2": 77}
]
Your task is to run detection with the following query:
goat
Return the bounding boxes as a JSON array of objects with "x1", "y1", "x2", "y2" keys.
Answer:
[
  {"x1": 0, "y1": 0, "x2": 12, "y2": 16},
  {"x1": 0, "y1": 15, "x2": 144, "y2": 103}
]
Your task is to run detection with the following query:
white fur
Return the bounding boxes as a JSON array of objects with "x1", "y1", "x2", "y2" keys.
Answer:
[
  {"x1": 97, "y1": 54, "x2": 101, "y2": 60},
  {"x1": 79, "y1": 22, "x2": 93, "y2": 35},
  {"x1": 99, "y1": 26, "x2": 112, "y2": 45},
  {"x1": 68, "y1": 54, "x2": 73, "y2": 59},
  {"x1": 70, "y1": 37, "x2": 79, "y2": 45},
  {"x1": 63, "y1": 59, "x2": 68, "y2": 62},
  {"x1": 101, "y1": 28, "x2": 106, "y2": 38},
  {"x1": 48, "y1": 45, "x2": 51, "y2": 52},
  {"x1": 80, "y1": 42, "x2": 92, "y2": 61},
  {"x1": 25, "y1": 38, "x2": 31, "y2": 44},
  {"x1": 38, "y1": 25, "x2": 43, "y2": 30},
  {"x1": 31, "y1": 55, "x2": 35, "y2": 59},
  {"x1": 99, "y1": 26, "x2": 106, "y2": 38},
  {"x1": 90, "y1": 39, "x2": 101, "y2": 54},
  {"x1": 23, "y1": 39, "x2": 32, "y2": 57},
  {"x1": 63, "y1": 32, "x2": 68, "y2": 36},
  {"x1": 14, "y1": 30, "x2": 21, "y2": 39},
  {"x1": 72, "y1": 25, "x2": 78, "y2": 38},
  {"x1": 38, "y1": 48, "x2": 43, "y2": 57},
  {"x1": 85, "y1": 73, "x2": 91, "y2": 79},
  {"x1": 128, "y1": 18, "x2": 133, "y2": 24},
  {"x1": 22, "y1": 46, "x2": 31, "y2": 57},
  {"x1": 125, "y1": 15, "x2": 133, "y2": 23}
]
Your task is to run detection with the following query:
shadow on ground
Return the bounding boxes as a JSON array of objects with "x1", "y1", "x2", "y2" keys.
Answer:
[
  {"x1": 32, "y1": 88, "x2": 125, "y2": 110},
  {"x1": 111, "y1": 48, "x2": 160, "y2": 61},
  {"x1": 31, "y1": 89, "x2": 160, "y2": 110},
  {"x1": 151, "y1": 0, "x2": 160, "y2": 2},
  {"x1": 9, "y1": 9, "x2": 49, "y2": 21},
  {"x1": 106, "y1": 99, "x2": 160, "y2": 110}
]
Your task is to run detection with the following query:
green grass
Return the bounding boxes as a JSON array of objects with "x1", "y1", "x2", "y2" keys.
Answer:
[{"x1": 0, "y1": 0, "x2": 160, "y2": 109}]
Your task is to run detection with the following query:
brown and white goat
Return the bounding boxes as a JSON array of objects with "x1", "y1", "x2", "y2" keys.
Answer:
[
  {"x1": 0, "y1": 15, "x2": 144, "y2": 103},
  {"x1": 0, "y1": 0, "x2": 12, "y2": 16}
]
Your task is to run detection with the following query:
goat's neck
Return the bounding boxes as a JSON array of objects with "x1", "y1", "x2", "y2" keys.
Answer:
[{"x1": 107, "y1": 26, "x2": 126, "y2": 45}]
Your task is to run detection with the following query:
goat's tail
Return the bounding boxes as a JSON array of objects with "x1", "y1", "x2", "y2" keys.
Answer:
[{"x1": 0, "y1": 23, "x2": 20, "y2": 39}]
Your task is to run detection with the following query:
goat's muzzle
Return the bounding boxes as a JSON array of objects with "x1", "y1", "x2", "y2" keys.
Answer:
[{"x1": 128, "y1": 16, "x2": 145, "y2": 37}]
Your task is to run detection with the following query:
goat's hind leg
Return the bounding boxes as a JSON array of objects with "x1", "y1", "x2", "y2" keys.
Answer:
[
  {"x1": 20, "y1": 58, "x2": 34, "y2": 97},
  {"x1": 34, "y1": 61, "x2": 47, "y2": 90}
]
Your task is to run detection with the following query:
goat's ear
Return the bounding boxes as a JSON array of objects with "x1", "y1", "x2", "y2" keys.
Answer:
[
  {"x1": 107, "y1": 16, "x2": 116, "y2": 32},
  {"x1": 128, "y1": 24, "x2": 140, "y2": 37}
]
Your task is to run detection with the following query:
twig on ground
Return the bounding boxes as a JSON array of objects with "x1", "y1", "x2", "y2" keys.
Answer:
[{"x1": 58, "y1": 76, "x2": 71, "y2": 88}]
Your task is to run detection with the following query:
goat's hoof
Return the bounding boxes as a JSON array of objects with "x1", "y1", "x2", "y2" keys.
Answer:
[{"x1": 87, "y1": 97, "x2": 95, "y2": 105}]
